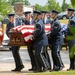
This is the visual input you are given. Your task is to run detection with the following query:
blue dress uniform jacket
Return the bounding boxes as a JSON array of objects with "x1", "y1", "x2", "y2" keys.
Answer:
[
  {"x1": 30, "y1": 19, "x2": 35, "y2": 25},
  {"x1": 23, "y1": 19, "x2": 30, "y2": 25},
  {"x1": 69, "y1": 16, "x2": 75, "y2": 26},
  {"x1": 23, "y1": 19, "x2": 35, "y2": 25},
  {"x1": 33, "y1": 19, "x2": 48, "y2": 48},
  {"x1": 49, "y1": 18, "x2": 64, "y2": 45},
  {"x1": 6, "y1": 19, "x2": 21, "y2": 37},
  {"x1": 45, "y1": 17, "x2": 51, "y2": 24},
  {"x1": 43, "y1": 17, "x2": 51, "y2": 24}
]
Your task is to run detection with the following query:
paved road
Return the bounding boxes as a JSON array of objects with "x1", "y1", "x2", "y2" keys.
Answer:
[
  {"x1": 0, "y1": 49, "x2": 70, "y2": 75},
  {"x1": 0, "y1": 49, "x2": 30, "y2": 63},
  {"x1": 0, "y1": 49, "x2": 69, "y2": 63}
]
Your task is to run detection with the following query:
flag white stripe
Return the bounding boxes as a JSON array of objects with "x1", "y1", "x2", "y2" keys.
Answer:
[{"x1": 24, "y1": 34, "x2": 33, "y2": 41}]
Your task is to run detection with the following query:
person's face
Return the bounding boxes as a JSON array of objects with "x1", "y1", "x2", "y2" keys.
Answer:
[
  {"x1": 25, "y1": 14, "x2": 31, "y2": 21},
  {"x1": 68, "y1": 11, "x2": 74, "y2": 17},
  {"x1": 51, "y1": 13, "x2": 56, "y2": 19},
  {"x1": 8, "y1": 16, "x2": 15, "y2": 22},
  {"x1": 41, "y1": 13, "x2": 45, "y2": 19},
  {"x1": 48, "y1": 13, "x2": 52, "y2": 18},
  {"x1": 33, "y1": 14, "x2": 38, "y2": 20}
]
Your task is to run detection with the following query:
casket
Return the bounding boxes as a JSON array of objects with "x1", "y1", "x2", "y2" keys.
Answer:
[
  {"x1": 8, "y1": 31, "x2": 33, "y2": 46},
  {"x1": 8, "y1": 24, "x2": 51, "y2": 46}
]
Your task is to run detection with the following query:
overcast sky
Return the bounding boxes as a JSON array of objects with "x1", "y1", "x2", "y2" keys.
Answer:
[{"x1": 28, "y1": 0, "x2": 71, "y2": 6}]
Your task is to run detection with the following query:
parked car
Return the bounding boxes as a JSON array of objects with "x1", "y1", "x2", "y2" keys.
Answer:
[
  {"x1": 58, "y1": 11, "x2": 69, "y2": 20},
  {"x1": 0, "y1": 32, "x2": 11, "y2": 51}
]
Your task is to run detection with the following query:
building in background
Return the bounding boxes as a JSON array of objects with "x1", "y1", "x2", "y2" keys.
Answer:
[{"x1": 14, "y1": 3, "x2": 34, "y2": 16}]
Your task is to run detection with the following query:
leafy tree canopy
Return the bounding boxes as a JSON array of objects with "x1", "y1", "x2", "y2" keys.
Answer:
[
  {"x1": 70, "y1": 0, "x2": 75, "y2": 7},
  {"x1": 0, "y1": 0, "x2": 13, "y2": 21},
  {"x1": 8, "y1": 0, "x2": 30, "y2": 5}
]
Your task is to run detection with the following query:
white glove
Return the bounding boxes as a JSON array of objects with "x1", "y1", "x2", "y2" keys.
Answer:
[{"x1": 30, "y1": 36, "x2": 35, "y2": 41}]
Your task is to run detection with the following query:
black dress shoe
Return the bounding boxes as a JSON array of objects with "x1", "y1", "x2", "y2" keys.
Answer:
[
  {"x1": 29, "y1": 67, "x2": 36, "y2": 71},
  {"x1": 33, "y1": 69, "x2": 42, "y2": 72},
  {"x1": 11, "y1": 68, "x2": 18, "y2": 71},
  {"x1": 11, "y1": 65, "x2": 24, "y2": 72},
  {"x1": 52, "y1": 67, "x2": 60, "y2": 71},
  {"x1": 60, "y1": 65, "x2": 65, "y2": 70},
  {"x1": 49, "y1": 68, "x2": 52, "y2": 72},
  {"x1": 47, "y1": 67, "x2": 52, "y2": 72},
  {"x1": 43, "y1": 67, "x2": 49, "y2": 72}
]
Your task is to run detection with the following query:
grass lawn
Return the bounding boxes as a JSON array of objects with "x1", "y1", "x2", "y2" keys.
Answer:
[
  {"x1": 28, "y1": 71, "x2": 75, "y2": 75},
  {"x1": 59, "y1": 19, "x2": 69, "y2": 24}
]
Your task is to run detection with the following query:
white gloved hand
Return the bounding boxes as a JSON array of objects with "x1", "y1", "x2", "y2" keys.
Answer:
[{"x1": 30, "y1": 36, "x2": 35, "y2": 41}]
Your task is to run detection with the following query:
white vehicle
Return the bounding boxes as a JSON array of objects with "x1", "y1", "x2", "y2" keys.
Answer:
[
  {"x1": 58, "y1": 11, "x2": 69, "y2": 19},
  {"x1": 0, "y1": 32, "x2": 11, "y2": 51}
]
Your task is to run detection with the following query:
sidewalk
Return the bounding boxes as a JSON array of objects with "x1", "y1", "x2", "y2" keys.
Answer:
[
  {"x1": 0, "y1": 63, "x2": 31, "y2": 75},
  {"x1": 0, "y1": 62, "x2": 69, "y2": 75}
]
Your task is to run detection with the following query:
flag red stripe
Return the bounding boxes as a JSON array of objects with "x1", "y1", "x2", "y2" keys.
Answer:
[{"x1": 12, "y1": 24, "x2": 51, "y2": 42}]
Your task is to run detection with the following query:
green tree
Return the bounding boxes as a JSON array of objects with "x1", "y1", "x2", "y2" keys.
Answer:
[
  {"x1": 23, "y1": 0, "x2": 30, "y2": 5},
  {"x1": 35, "y1": 4, "x2": 49, "y2": 11},
  {"x1": 70, "y1": 0, "x2": 75, "y2": 7},
  {"x1": 42, "y1": 5, "x2": 49, "y2": 11},
  {"x1": 35, "y1": 4, "x2": 43, "y2": 10},
  {"x1": 46, "y1": 0, "x2": 61, "y2": 12},
  {"x1": 0, "y1": 0, "x2": 13, "y2": 21},
  {"x1": 35, "y1": 0, "x2": 61, "y2": 12},
  {"x1": 62, "y1": 0, "x2": 72, "y2": 11},
  {"x1": 8, "y1": 0, "x2": 30, "y2": 5}
]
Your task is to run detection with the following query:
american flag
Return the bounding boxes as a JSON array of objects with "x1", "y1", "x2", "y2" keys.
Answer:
[{"x1": 11, "y1": 24, "x2": 51, "y2": 42}]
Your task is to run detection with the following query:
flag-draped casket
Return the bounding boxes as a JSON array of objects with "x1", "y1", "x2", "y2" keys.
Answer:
[{"x1": 8, "y1": 24, "x2": 51, "y2": 46}]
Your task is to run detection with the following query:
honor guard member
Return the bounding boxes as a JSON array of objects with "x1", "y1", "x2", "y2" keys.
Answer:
[
  {"x1": 41, "y1": 10, "x2": 51, "y2": 24},
  {"x1": 67, "y1": 8, "x2": 75, "y2": 70},
  {"x1": 22, "y1": 11, "x2": 31, "y2": 24},
  {"x1": 6, "y1": 13, "x2": 24, "y2": 71},
  {"x1": 41, "y1": 10, "x2": 52, "y2": 70},
  {"x1": 23, "y1": 11, "x2": 35, "y2": 25},
  {"x1": 31, "y1": 10, "x2": 50, "y2": 72},
  {"x1": 23, "y1": 11, "x2": 36, "y2": 71},
  {"x1": 48, "y1": 10, "x2": 64, "y2": 71}
]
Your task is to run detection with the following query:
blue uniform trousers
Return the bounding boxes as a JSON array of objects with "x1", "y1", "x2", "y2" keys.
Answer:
[
  {"x1": 43, "y1": 46, "x2": 52, "y2": 69},
  {"x1": 27, "y1": 45, "x2": 36, "y2": 68},
  {"x1": 11, "y1": 46, "x2": 23, "y2": 68},
  {"x1": 50, "y1": 44, "x2": 64, "y2": 70},
  {"x1": 34, "y1": 45, "x2": 49, "y2": 70}
]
